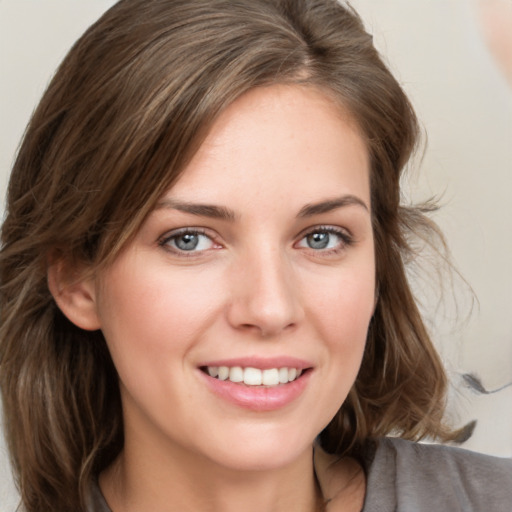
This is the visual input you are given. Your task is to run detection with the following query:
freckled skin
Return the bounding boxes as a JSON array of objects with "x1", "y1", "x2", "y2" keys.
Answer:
[{"x1": 92, "y1": 85, "x2": 375, "y2": 510}]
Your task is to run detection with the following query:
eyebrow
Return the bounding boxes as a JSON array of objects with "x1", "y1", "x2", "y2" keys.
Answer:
[
  {"x1": 297, "y1": 195, "x2": 369, "y2": 217},
  {"x1": 155, "y1": 199, "x2": 237, "y2": 221},
  {"x1": 155, "y1": 194, "x2": 369, "y2": 221}
]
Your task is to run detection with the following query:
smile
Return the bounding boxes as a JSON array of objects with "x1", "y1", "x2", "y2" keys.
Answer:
[
  {"x1": 198, "y1": 359, "x2": 313, "y2": 411},
  {"x1": 204, "y1": 366, "x2": 304, "y2": 386}
]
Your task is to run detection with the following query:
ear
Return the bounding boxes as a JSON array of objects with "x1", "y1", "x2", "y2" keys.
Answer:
[{"x1": 47, "y1": 259, "x2": 102, "y2": 331}]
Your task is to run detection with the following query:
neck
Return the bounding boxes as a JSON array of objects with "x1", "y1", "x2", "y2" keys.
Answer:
[{"x1": 100, "y1": 437, "x2": 320, "y2": 512}]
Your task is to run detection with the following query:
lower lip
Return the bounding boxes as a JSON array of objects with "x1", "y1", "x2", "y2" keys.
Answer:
[{"x1": 199, "y1": 370, "x2": 312, "y2": 412}]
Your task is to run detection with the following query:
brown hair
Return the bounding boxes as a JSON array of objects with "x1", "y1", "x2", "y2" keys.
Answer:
[{"x1": 0, "y1": 0, "x2": 457, "y2": 510}]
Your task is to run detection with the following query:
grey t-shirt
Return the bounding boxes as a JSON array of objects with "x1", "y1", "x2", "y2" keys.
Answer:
[
  {"x1": 89, "y1": 438, "x2": 512, "y2": 511},
  {"x1": 361, "y1": 438, "x2": 512, "y2": 511}
]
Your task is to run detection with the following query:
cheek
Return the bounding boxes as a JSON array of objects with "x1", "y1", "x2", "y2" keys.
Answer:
[
  {"x1": 96, "y1": 257, "x2": 226, "y2": 364},
  {"x1": 298, "y1": 265, "x2": 375, "y2": 430},
  {"x1": 306, "y1": 264, "x2": 376, "y2": 346},
  {"x1": 305, "y1": 259, "x2": 375, "y2": 403}
]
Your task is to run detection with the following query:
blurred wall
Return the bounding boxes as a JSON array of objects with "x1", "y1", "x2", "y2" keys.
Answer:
[{"x1": 1, "y1": 0, "x2": 511, "y2": 509}]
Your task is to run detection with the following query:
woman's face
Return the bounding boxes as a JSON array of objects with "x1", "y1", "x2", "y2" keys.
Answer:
[{"x1": 92, "y1": 85, "x2": 375, "y2": 472}]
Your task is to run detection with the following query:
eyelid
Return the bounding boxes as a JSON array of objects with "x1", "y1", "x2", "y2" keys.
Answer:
[
  {"x1": 158, "y1": 227, "x2": 222, "y2": 256},
  {"x1": 296, "y1": 224, "x2": 353, "y2": 240},
  {"x1": 294, "y1": 225, "x2": 354, "y2": 252}
]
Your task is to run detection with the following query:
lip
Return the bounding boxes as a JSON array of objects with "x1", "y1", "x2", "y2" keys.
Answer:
[{"x1": 197, "y1": 357, "x2": 313, "y2": 412}]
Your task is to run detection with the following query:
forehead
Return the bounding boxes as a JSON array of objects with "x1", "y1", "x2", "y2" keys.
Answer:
[{"x1": 163, "y1": 84, "x2": 370, "y2": 214}]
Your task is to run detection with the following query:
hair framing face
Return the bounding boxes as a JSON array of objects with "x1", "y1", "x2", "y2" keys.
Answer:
[{"x1": 0, "y1": 1, "x2": 455, "y2": 510}]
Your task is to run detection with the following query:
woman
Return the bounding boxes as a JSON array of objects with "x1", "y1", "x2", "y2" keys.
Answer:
[{"x1": 0, "y1": 1, "x2": 510, "y2": 511}]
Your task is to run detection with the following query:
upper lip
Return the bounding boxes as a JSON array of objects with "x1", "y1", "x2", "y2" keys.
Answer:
[{"x1": 198, "y1": 356, "x2": 313, "y2": 370}]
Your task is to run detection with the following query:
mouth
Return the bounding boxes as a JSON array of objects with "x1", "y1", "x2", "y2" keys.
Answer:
[
  {"x1": 199, "y1": 366, "x2": 307, "y2": 386},
  {"x1": 197, "y1": 357, "x2": 313, "y2": 411}
]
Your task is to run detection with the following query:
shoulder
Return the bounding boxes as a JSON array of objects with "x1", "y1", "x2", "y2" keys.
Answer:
[{"x1": 362, "y1": 437, "x2": 512, "y2": 512}]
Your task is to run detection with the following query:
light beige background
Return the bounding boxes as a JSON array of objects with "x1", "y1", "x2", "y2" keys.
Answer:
[{"x1": 1, "y1": 1, "x2": 511, "y2": 509}]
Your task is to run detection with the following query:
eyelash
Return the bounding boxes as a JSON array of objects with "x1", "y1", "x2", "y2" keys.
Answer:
[
  {"x1": 158, "y1": 226, "x2": 354, "y2": 257},
  {"x1": 296, "y1": 225, "x2": 354, "y2": 255},
  {"x1": 158, "y1": 228, "x2": 220, "y2": 257}
]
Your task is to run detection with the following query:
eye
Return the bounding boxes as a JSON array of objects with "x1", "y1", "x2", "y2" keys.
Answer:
[
  {"x1": 296, "y1": 227, "x2": 352, "y2": 252},
  {"x1": 159, "y1": 229, "x2": 219, "y2": 254}
]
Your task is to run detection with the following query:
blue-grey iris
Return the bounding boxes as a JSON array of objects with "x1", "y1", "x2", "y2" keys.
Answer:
[
  {"x1": 307, "y1": 232, "x2": 329, "y2": 249},
  {"x1": 175, "y1": 233, "x2": 200, "y2": 251}
]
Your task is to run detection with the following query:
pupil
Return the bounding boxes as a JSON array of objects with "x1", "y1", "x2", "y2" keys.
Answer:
[
  {"x1": 176, "y1": 233, "x2": 199, "y2": 251},
  {"x1": 307, "y1": 232, "x2": 329, "y2": 249}
]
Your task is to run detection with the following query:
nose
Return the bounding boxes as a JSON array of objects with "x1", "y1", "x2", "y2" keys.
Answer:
[{"x1": 226, "y1": 245, "x2": 303, "y2": 338}]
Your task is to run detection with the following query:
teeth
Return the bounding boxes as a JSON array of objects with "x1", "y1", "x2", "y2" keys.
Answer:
[
  {"x1": 206, "y1": 366, "x2": 304, "y2": 386},
  {"x1": 262, "y1": 368, "x2": 279, "y2": 386},
  {"x1": 218, "y1": 366, "x2": 229, "y2": 381},
  {"x1": 244, "y1": 367, "x2": 262, "y2": 385},
  {"x1": 229, "y1": 366, "x2": 244, "y2": 383}
]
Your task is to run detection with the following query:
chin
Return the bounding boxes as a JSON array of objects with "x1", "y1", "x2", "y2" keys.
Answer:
[{"x1": 193, "y1": 423, "x2": 317, "y2": 473}]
